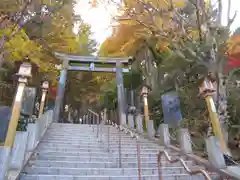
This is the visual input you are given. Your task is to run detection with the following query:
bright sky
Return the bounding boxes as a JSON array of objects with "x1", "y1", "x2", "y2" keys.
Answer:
[
  {"x1": 74, "y1": 1, "x2": 119, "y2": 45},
  {"x1": 74, "y1": 0, "x2": 240, "y2": 45},
  {"x1": 222, "y1": 0, "x2": 240, "y2": 31}
]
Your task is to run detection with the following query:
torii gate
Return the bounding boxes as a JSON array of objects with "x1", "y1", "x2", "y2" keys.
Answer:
[{"x1": 53, "y1": 52, "x2": 131, "y2": 125}]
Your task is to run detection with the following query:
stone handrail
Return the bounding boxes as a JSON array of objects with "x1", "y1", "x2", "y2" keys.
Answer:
[
  {"x1": 0, "y1": 110, "x2": 53, "y2": 180},
  {"x1": 157, "y1": 150, "x2": 212, "y2": 180}
]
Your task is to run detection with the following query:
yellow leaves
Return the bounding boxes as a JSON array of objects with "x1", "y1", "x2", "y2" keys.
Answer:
[
  {"x1": 154, "y1": 16, "x2": 163, "y2": 30},
  {"x1": 204, "y1": 0, "x2": 211, "y2": 9},
  {"x1": 120, "y1": 37, "x2": 136, "y2": 52},
  {"x1": 172, "y1": 0, "x2": 186, "y2": 8},
  {"x1": 228, "y1": 35, "x2": 240, "y2": 58},
  {"x1": 156, "y1": 40, "x2": 170, "y2": 52},
  {"x1": 143, "y1": 0, "x2": 186, "y2": 9},
  {"x1": 118, "y1": 19, "x2": 138, "y2": 26},
  {"x1": 187, "y1": 29, "x2": 200, "y2": 40}
]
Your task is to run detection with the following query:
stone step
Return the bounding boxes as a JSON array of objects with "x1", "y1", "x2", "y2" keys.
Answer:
[
  {"x1": 37, "y1": 145, "x2": 163, "y2": 151},
  {"x1": 43, "y1": 135, "x2": 136, "y2": 139},
  {"x1": 29, "y1": 160, "x2": 195, "y2": 168},
  {"x1": 49, "y1": 124, "x2": 103, "y2": 127},
  {"x1": 46, "y1": 128, "x2": 127, "y2": 131},
  {"x1": 44, "y1": 133, "x2": 134, "y2": 137},
  {"x1": 40, "y1": 140, "x2": 157, "y2": 145},
  {"x1": 36, "y1": 147, "x2": 165, "y2": 153},
  {"x1": 35, "y1": 153, "x2": 180, "y2": 162},
  {"x1": 22, "y1": 123, "x2": 217, "y2": 180},
  {"x1": 38, "y1": 142, "x2": 162, "y2": 149},
  {"x1": 46, "y1": 128, "x2": 125, "y2": 131},
  {"x1": 47, "y1": 128, "x2": 120, "y2": 131},
  {"x1": 23, "y1": 167, "x2": 206, "y2": 176},
  {"x1": 36, "y1": 150, "x2": 179, "y2": 157},
  {"x1": 19, "y1": 174, "x2": 209, "y2": 180},
  {"x1": 44, "y1": 132, "x2": 133, "y2": 135}
]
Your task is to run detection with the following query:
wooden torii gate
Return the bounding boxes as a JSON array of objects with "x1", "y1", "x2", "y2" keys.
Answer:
[{"x1": 53, "y1": 52, "x2": 131, "y2": 125}]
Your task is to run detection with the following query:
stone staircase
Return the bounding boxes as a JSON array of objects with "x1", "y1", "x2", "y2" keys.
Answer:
[{"x1": 19, "y1": 123, "x2": 219, "y2": 180}]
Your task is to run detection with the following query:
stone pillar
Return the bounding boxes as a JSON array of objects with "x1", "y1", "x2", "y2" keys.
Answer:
[
  {"x1": 147, "y1": 120, "x2": 155, "y2": 138},
  {"x1": 206, "y1": 136, "x2": 226, "y2": 169},
  {"x1": 27, "y1": 123, "x2": 37, "y2": 152},
  {"x1": 0, "y1": 146, "x2": 11, "y2": 179},
  {"x1": 86, "y1": 114, "x2": 89, "y2": 124},
  {"x1": 136, "y1": 113, "x2": 143, "y2": 134},
  {"x1": 10, "y1": 131, "x2": 29, "y2": 169},
  {"x1": 155, "y1": 124, "x2": 161, "y2": 138},
  {"x1": 128, "y1": 114, "x2": 134, "y2": 129},
  {"x1": 53, "y1": 60, "x2": 68, "y2": 122},
  {"x1": 179, "y1": 128, "x2": 192, "y2": 154},
  {"x1": 116, "y1": 61, "x2": 126, "y2": 125},
  {"x1": 160, "y1": 124, "x2": 170, "y2": 146}
]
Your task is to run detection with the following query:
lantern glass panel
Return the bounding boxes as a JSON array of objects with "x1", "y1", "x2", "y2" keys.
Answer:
[{"x1": 18, "y1": 63, "x2": 32, "y2": 77}]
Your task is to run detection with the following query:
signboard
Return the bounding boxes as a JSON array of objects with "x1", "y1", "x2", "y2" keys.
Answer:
[
  {"x1": 0, "y1": 106, "x2": 11, "y2": 142},
  {"x1": 21, "y1": 87, "x2": 37, "y2": 116},
  {"x1": 161, "y1": 91, "x2": 182, "y2": 125}
]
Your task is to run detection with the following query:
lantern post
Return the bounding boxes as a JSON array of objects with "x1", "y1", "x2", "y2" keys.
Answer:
[
  {"x1": 38, "y1": 80, "x2": 49, "y2": 117},
  {"x1": 199, "y1": 78, "x2": 228, "y2": 153},
  {"x1": 141, "y1": 85, "x2": 150, "y2": 129},
  {"x1": 0, "y1": 62, "x2": 32, "y2": 179}
]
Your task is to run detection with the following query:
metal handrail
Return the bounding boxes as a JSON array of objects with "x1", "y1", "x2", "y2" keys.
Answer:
[
  {"x1": 87, "y1": 109, "x2": 101, "y2": 137},
  {"x1": 131, "y1": 134, "x2": 142, "y2": 180},
  {"x1": 88, "y1": 109, "x2": 99, "y2": 117},
  {"x1": 112, "y1": 122, "x2": 142, "y2": 180},
  {"x1": 157, "y1": 150, "x2": 212, "y2": 180}
]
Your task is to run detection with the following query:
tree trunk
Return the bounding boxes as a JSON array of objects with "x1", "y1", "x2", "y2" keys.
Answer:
[
  {"x1": 217, "y1": 73, "x2": 229, "y2": 142},
  {"x1": 212, "y1": 72, "x2": 228, "y2": 143}
]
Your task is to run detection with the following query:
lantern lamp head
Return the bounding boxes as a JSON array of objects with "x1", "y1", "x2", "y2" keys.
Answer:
[
  {"x1": 128, "y1": 106, "x2": 136, "y2": 114},
  {"x1": 55, "y1": 64, "x2": 62, "y2": 70},
  {"x1": 199, "y1": 78, "x2": 216, "y2": 96},
  {"x1": 140, "y1": 60, "x2": 146, "y2": 66},
  {"x1": 141, "y1": 85, "x2": 149, "y2": 96},
  {"x1": 17, "y1": 62, "x2": 32, "y2": 78},
  {"x1": 128, "y1": 56, "x2": 133, "y2": 70},
  {"x1": 42, "y1": 81, "x2": 49, "y2": 89}
]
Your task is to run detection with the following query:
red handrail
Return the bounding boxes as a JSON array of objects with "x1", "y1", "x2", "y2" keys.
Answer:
[
  {"x1": 157, "y1": 151, "x2": 212, "y2": 180},
  {"x1": 136, "y1": 139, "x2": 142, "y2": 180}
]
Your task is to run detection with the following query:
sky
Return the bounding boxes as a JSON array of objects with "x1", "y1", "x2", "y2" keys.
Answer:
[
  {"x1": 221, "y1": 0, "x2": 240, "y2": 31},
  {"x1": 74, "y1": 0, "x2": 240, "y2": 45},
  {"x1": 74, "y1": 1, "x2": 119, "y2": 45}
]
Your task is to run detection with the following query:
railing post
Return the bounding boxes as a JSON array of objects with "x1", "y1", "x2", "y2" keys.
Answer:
[
  {"x1": 107, "y1": 126, "x2": 110, "y2": 153},
  {"x1": 103, "y1": 108, "x2": 107, "y2": 124},
  {"x1": 178, "y1": 128, "x2": 192, "y2": 154},
  {"x1": 128, "y1": 89, "x2": 136, "y2": 129},
  {"x1": 136, "y1": 113, "x2": 143, "y2": 134},
  {"x1": 118, "y1": 128, "x2": 122, "y2": 168},
  {"x1": 97, "y1": 114, "x2": 100, "y2": 138},
  {"x1": 159, "y1": 124, "x2": 170, "y2": 146},
  {"x1": 147, "y1": 119, "x2": 155, "y2": 138},
  {"x1": 127, "y1": 113, "x2": 135, "y2": 129},
  {"x1": 10, "y1": 131, "x2": 29, "y2": 170},
  {"x1": 205, "y1": 136, "x2": 227, "y2": 169}
]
